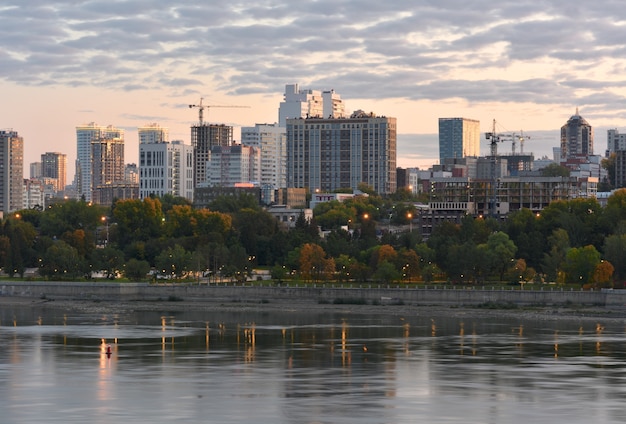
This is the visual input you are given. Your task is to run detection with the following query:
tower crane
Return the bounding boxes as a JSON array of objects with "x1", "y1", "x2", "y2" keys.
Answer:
[
  {"x1": 188, "y1": 97, "x2": 250, "y2": 125},
  {"x1": 511, "y1": 131, "x2": 530, "y2": 154},
  {"x1": 485, "y1": 119, "x2": 503, "y2": 217}
]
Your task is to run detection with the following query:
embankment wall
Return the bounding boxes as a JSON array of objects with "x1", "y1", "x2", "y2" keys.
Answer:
[{"x1": 2, "y1": 282, "x2": 625, "y2": 307}]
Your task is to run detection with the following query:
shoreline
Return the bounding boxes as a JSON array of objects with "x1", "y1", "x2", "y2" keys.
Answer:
[{"x1": 3, "y1": 295, "x2": 626, "y2": 323}]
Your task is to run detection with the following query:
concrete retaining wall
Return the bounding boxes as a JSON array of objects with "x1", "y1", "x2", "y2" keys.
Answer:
[{"x1": 2, "y1": 281, "x2": 626, "y2": 307}]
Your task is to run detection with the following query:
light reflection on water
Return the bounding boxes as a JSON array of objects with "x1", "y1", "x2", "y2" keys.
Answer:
[{"x1": 1, "y1": 306, "x2": 626, "y2": 423}]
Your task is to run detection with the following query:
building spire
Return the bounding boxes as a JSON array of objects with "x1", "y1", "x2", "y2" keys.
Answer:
[{"x1": 575, "y1": 106, "x2": 579, "y2": 115}]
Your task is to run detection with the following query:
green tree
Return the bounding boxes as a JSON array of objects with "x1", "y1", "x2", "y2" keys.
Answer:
[
  {"x1": 603, "y1": 233, "x2": 626, "y2": 280},
  {"x1": 92, "y1": 246, "x2": 125, "y2": 279},
  {"x1": 2, "y1": 217, "x2": 37, "y2": 277},
  {"x1": 542, "y1": 228, "x2": 570, "y2": 282},
  {"x1": 373, "y1": 260, "x2": 401, "y2": 284},
  {"x1": 113, "y1": 197, "x2": 164, "y2": 247},
  {"x1": 485, "y1": 231, "x2": 517, "y2": 281},
  {"x1": 155, "y1": 244, "x2": 193, "y2": 279},
  {"x1": 540, "y1": 163, "x2": 570, "y2": 177},
  {"x1": 563, "y1": 245, "x2": 601, "y2": 285},
  {"x1": 40, "y1": 241, "x2": 86, "y2": 279},
  {"x1": 124, "y1": 258, "x2": 150, "y2": 281}
]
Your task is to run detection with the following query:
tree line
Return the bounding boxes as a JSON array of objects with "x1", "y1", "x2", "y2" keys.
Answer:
[{"x1": 3, "y1": 188, "x2": 626, "y2": 287}]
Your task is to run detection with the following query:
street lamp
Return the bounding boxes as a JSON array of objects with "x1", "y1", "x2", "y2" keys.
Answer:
[
  {"x1": 407, "y1": 212, "x2": 413, "y2": 233},
  {"x1": 101, "y1": 216, "x2": 109, "y2": 246}
]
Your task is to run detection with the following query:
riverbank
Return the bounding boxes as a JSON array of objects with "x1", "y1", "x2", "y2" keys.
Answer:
[{"x1": 3, "y1": 294, "x2": 626, "y2": 324}]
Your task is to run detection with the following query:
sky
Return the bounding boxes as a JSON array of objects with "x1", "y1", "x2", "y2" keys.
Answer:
[{"x1": 3, "y1": 0, "x2": 626, "y2": 180}]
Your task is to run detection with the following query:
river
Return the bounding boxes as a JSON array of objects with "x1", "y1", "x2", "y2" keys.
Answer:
[{"x1": 1, "y1": 303, "x2": 625, "y2": 423}]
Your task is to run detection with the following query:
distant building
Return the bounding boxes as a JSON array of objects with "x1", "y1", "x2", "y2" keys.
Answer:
[
  {"x1": 560, "y1": 109, "x2": 593, "y2": 162},
  {"x1": 138, "y1": 123, "x2": 169, "y2": 144},
  {"x1": 193, "y1": 186, "x2": 261, "y2": 209},
  {"x1": 191, "y1": 124, "x2": 232, "y2": 188},
  {"x1": 41, "y1": 152, "x2": 67, "y2": 194},
  {"x1": 207, "y1": 145, "x2": 260, "y2": 187},
  {"x1": 286, "y1": 111, "x2": 397, "y2": 194},
  {"x1": 279, "y1": 84, "x2": 346, "y2": 127},
  {"x1": 139, "y1": 124, "x2": 193, "y2": 201},
  {"x1": 76, "y1": 123, "x2": 124, "y2": 202},
  {"x1": 241, "y1": 123, "x2": 287, "y2": 190},
  {"x1": 266, "y1": 205, "x2": 313, "y2": 229},
  {"x1": 438, "y1": 118, "x2": 480, "y2": 162},
  {"x1": 23, "y1": 178, "x2": 44, "y2": 210},
  {"x1": 30, "y1": 162, "x2": 42, "y2": 179},
  {"x1": 0, "y1": 130, "x2": 24, "y2": 214}
]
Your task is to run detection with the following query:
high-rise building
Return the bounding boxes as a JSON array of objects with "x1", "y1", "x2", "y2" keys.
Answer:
[
  {"x1": 207, "y1": 145, "x2": 260, "y2": 187},
  {"x1": 438, "y1": 118, "x2": 480, "y2": 162},
  {"x1": 41, "y1": 152, "x2": 67, "y2": 193},
  {"x1": 30, "y1": 162, "x2": 42, "y2": 179},
  {"x1": 76, "y1": 123, "x2": 124, "y2": 201},
  {"x1": 607, "y1": 128, "x2": 626, "y2": 156},
  {"x1": 241, "y1": 124, "x2": 287, "y2": 190},
  {"x1": 139, "y1": 139, "x2": 194, "y2": 201},
  {"x1": 0, "y1": 130, "x2": 24, "y2": 214},
  {"x1": 91, "y1": 137, "x2": 125, "y2": 193},
  {"x1": 279, "y1": 84, "x2": 346, "y2": 127},
  {"x1": 560, "y1": 109, "x2": 593, "y2": 161},
  {"x1": 286, "y1": 111, "x2": 397, "y2": 194},
  {"x1": 191, "y1": 124, "x2": 232, "y2": 188},
  {"x1": 139, "y1": 123, "x2": 169, "y2": 144}
]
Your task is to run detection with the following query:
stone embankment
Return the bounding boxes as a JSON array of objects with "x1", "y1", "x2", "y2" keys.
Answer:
[{"x1": 1, "y1": 281, "x2": 625, "y2": 308}]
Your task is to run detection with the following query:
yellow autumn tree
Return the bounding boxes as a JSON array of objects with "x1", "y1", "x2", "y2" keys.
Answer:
[{"x1": 299, "y1": 243, "x2": 335, "y2": 282}]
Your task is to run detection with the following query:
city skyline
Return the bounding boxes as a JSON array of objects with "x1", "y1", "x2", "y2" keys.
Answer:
[{"x1": 3, "y1": 1, "x2": 626, "y2": 178}]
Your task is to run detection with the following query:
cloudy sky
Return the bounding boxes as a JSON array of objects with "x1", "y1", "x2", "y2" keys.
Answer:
[{"x1": 3, "y1": 0, "x2": 626, "y2": 179}]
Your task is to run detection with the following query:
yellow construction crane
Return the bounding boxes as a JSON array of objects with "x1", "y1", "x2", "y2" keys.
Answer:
[{"x1": 188, "y1": 97, "x2": 250, "y2": 125}]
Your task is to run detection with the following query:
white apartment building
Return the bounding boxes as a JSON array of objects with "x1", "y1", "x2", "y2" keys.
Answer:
[
  {"x1": 76, "y1": 123, "x2": 124, "y2": 202},
  {"x1": 241, "y1": 123, "x2": 287, "y2": 190},
  {"x1": 23, "y1": 178, "x2": 45, "y2": 210},
  {"x1": 139, "y1": 138, "x2": 194, "y2": 202},
  {"x1": 138, "y1": 123, "x2": 169, "y2": 144},
  {"x1": 278, "y1": 84, "x2": 346, "y2": 127},
  {"x1": 207, "y1": 145, "x2": 260, "y2": 187}
]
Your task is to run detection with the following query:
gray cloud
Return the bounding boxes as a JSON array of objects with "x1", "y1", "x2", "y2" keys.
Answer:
[{"x1": 3, "y1": 1, "x2": 626, "y2": 116}]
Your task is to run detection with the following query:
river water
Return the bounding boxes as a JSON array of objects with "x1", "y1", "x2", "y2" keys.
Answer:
[{"x1": 1, "y1": 304, "x2": 625, "y2": 423}]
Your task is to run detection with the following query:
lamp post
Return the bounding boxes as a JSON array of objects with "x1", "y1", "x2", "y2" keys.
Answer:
[
  {"x1": 101, "y1": 216, "x2": 109, "y2": 246},
  {"x1": 407, "y1": 212, "x2": 413, "y2": 233}
]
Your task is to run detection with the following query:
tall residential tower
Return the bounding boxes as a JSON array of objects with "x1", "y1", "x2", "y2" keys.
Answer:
[
  {"x1": 0, "y1": 130, "x2": 24, "y2": 214},
  {"x1": 438, "y1": 118, "x2": 480, "y2": 163},
  {"x1": 139, "y1": 124, "x2": 194, "y2": 201},
  {"x1": 286, "y1": 111, "x2": 396, "y2": 194},
  {"x1": 75, "y1": 123, "x2": 124, "y2": 201}
]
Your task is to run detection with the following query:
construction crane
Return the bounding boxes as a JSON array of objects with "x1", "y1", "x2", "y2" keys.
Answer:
[
  {"x1": 485, "y1": 119, "x2": 503, "y2": 217},
  {"x1": 188, "y1": 97, "x2": 250, "y2": 125},
  {"x1": 512, "y1": 131, "x2": 530, "y2": 154}
]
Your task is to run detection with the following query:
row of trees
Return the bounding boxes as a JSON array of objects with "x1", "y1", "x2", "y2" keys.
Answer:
[{"x1": 3, "y1": 188, "x2": 626, "y2": 286}]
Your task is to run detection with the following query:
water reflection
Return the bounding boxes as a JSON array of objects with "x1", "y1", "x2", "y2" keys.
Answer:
[{"x1": 1, "y1": 306, "x2": 626, "y2": 423}]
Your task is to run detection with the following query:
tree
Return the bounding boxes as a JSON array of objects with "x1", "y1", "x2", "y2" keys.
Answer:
[
  {"x1": 540, "y1": 163, "x2": 570, "y2": 177},
  {"x1": 92, "y1": 246, "x2": 125, "y2": 279},
  {"x1": 542, "y1": 228, "x2": 570, "y2": 282},
  {"x1": 603, "y1": 233, "x2": 626, "y2": 281},
  {"x1": 1, "y1": 217, "x2": 37, "y2": 277},
  {"x1": 40, "y1": 241, "x2": 86, "y2": 279},
  {"x1": 124, "y1": 258, "x2": 150, "y2": 281},
  {"x1": 563, "y1": 245, "x2": 601, "y2": 285},
  {"x1": 299, "y1": 243, "x2": 335, "y2": 282},
  {"x1": 373, "y1": 260, "x2": 401, "y2": 284},
  {"x1": 155, "y1": 244, "x2": 193, "y2": 279},
  {"x1": 485, "y1": 231, "x2": 517, "y2": 281},
  {"x1": 593, "y1": 260, "x2": 614, "y2": 287},
  {"x1": 113, "y1": 197, "x2": 164, "y2": 246}
]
